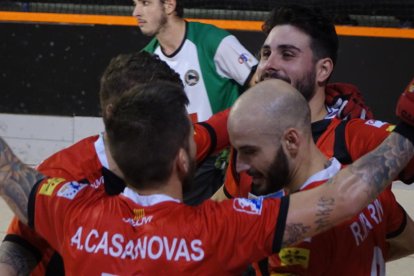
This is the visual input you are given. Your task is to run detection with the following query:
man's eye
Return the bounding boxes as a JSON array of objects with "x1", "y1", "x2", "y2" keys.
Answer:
[{"x1": 260, "y1": 49, "x2": 271, "y2": 59}]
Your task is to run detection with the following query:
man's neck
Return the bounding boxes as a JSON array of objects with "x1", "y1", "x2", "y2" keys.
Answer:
[
  {"x1": 129, "y1": 177, "x2": 184, "y2": 202},
  {"x1": 287, "y1": 143, "x2": 329, "y2": 193},
  {"x1": 156, "y1": 17, "x2": 186, "y2": 56},
  {"x1": 308, "y1": 86, "x2": 328, "y2": 122},
  {"x1": 103, "y1": 132, "x2": 125, "y2": 180}
]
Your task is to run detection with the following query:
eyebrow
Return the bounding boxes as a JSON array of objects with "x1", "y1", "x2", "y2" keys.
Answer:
[{"x1": 261, "y1": 44, "x2": 302, "y2": 53}]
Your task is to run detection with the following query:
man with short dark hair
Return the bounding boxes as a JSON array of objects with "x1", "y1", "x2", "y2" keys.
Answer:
[
  {"x1": 0, "y1": 52, "x2": 230, "y2": 276},
  {"x1": 1, "y1": 78, "x2": 414, "y2": 274},
  {"x1": 134, "y1": 0, "x2": 259, "y2": 204},
  {"x1": 214, "y1": 4, "x2": 414, "y2": 201}
]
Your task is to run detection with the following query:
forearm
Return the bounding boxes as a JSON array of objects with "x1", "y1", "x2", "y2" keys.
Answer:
[
  {"x1": 386, "y1": 214, "x2": 414, "y2": 262},
  {"x1": 0, "y1": 241, "x2": 38, "y2": 276},
  {"x1": 284, "y1": 128, "x2": 414, "y2": 247},
  {"x1": 0, "y1": 137, "x2": 44, "y2": 224},
  {"x1": 346, "y1": 130, "x2": 414, "y2": 208}
]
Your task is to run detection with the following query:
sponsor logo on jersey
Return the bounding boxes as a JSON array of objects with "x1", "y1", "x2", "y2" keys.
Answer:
[
  {"x1": 233, "y1": 197, "x2": 263, "y2": 215},
  {"x1": 386, "y1": 125, "x2": 396, "y2": 132},
  {"x1": 123, "y1": 209, "x2": 153, "y2": 227},
  {"x1": 38, "y1": 177, "x2": 65, "y2": 196},
  {"x1": 71, "y1": 227, "x2": 205, "y2": 262},
  {"x1": 279, "y1": 247, "x2": 310, "y2": 268},
  {"x1": 364, "y1": 120, "x2": 386, "y2": 128},
  {"x1": 57, "y1": 181, "x2": 87, "y2": 200},
  {"x1": 184, "y1": 69, "x2": 199, "y2": 86},
  {"x1": 238, "y1": 53, "x2": 250, "y2": 64}
]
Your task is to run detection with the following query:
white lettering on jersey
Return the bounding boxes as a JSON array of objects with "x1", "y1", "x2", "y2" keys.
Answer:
[
  {"x1": 91, "y1": 176, "x2": 104, "y2": 189},
  {"x1": 349, "y1": 199, "x2": 384, "y2": 246},
  {"x1": 122, "y1": 216, "x2": 153, "y2": 227},
  {"x1": 71, "y1": 227, "x2": 205, "y2": 262}
]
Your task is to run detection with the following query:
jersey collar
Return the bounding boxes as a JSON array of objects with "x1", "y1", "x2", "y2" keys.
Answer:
[
  {"x1": 94, "y1": 132, "x2": 109, "y2": 169},
  {"x1": 122, "y1": 187, "x2": 181, "y2": 206},
  {"x1": 300, "y1": 157, "x2": 341, "y2": 191}
]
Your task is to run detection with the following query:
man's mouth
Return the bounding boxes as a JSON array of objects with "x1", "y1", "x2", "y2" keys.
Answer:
[{"x1": 260, "y1": 71, "x2": 291, "y2": 84}]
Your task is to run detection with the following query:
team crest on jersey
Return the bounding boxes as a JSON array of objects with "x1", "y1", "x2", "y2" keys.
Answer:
[
  {"x1": 279, "y1": 247, "x2": 310, "y2": 268},
  {"x1": 184, "y1": 69, "x2": 200, "y2": 86},
  {"x1": 233, "y1": 197, "x2": 263, "y2": 215},
  {"x1": 57, "y1": 181, "x2": 87, "y2": 200},
  {"x1": 364, "y1": 119, "x2": 386, "y2": 128},
  {"x1": 38, "y1": 177, "x2": 65, "y2": 196},
  {"x1": 238, "y1": 53, "x2": 250, "y2": 64}
]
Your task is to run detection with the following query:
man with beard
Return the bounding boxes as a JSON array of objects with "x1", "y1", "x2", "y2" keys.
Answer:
[
  {"x1": 1, "y1": 79, "x2": 414, "y2": 274},
  {"x1": 133, "y1": 0, "x2": 258, "y2": 205},
  {"x1": 213, "y1": 4, "x2": 414, "y2": 200},
  {"x1": 0, "y1": 52, "x2": 231, "y2": 276},
  {"x1": 229, "y1": 78, "x2": 414, "y2": 275}
]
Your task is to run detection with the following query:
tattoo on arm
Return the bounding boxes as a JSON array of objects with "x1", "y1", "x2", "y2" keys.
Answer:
[
  {"x1": 282, "y1": 223, "x2": 311, "y2": 248},
  {"x1": 349, "y1": 132, "x2": 414, "y2": 201},
  {"x1": 0, "y1": 241, "x2": 38, "y2": 276},
  {"x1": 314, "y1": 196, "x2": 335, "y2": 232},
  {"x1": 0, "y1": 138, "x2": 44, "y2": 223},
  {"x1": 282, "y1": 196, "x2": 334, "y2": 247}
]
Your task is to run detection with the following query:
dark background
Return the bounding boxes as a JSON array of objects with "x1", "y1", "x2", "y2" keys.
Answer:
[{"x1": 1, "y1": 22, "x2": 413, "y2": 123}]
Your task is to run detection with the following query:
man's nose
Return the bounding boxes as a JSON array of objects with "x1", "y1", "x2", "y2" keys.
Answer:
[{"x1": 236, "y1": 159, "x2": 250, "y2": 174}]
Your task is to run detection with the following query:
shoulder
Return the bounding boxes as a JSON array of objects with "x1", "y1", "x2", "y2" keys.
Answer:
[
  {"x1": 186, "y1": 21, "x2": 231, "y2": 46},
  {"x1": 37, "y1": 135, "x2": 100, "y2": 179}
]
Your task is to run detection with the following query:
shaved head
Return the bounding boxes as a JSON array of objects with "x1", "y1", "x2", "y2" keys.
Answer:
[
  {"x1": 229, "y1": 79, "x2": 311, "y2": 141},
  {"x1": 228, "y1": 79, "x2": 313, "y2": 195}
]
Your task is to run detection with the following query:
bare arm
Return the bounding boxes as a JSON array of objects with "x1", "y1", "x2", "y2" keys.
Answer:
[
  {"x1": 0, "y1": 241, "x2": 38, "y2": 276},
  {"x1": 0, "y1": 137, "x2": 44, "y2": 224},
  {"x1": 283, "y1": 131, "x2": 414, "y2": 247},
  {"x1": 386, "y1": 213, "x2": 414, "y2": 262}
]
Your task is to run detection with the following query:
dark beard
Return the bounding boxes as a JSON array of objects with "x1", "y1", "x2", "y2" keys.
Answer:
[
  {"x1": 259, "y1": 69, "x2": 316, "y2": 101},
  {"x1": 181, "y1": 157, "x2": 196, "y2": 194},
  {"x1": 251, "y1": 145, "x2": 291, "y2": 196},
  {"x1": 295, "y1": 69, "x2": 316, "y2": 101}
]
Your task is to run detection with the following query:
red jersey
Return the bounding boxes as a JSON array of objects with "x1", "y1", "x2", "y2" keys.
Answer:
[
  {"x1": 262, "y1": 159, "x2": 406, "y2": 276},
  {"x1": 6, "y1": 110, "x2": 229, "y2": 275},
  {"x1": 224, "y1": 117, "x2": 414, "y2": 198},
  {"x1": 29, "y1": 177, "x2": 288, "y2": 275}
]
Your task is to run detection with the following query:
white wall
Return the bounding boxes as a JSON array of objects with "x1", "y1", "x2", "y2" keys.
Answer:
[{"x1": 0, "y1": 113, "x2": 104, "y2": 166}]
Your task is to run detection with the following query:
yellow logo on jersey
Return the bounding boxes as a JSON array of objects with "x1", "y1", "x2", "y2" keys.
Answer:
[
  {"x1": 279, "y1": 247, "x2": 310, "y2": 268},
  {"x1": 386, "y1": 125, "x2": 396, "y2": 132},
  {"x1": 38, "y1": 178, "x2": 65, "y2": 196},
  {"x1": 133, "y1": 209, "x2": 145, "y2": 220}
]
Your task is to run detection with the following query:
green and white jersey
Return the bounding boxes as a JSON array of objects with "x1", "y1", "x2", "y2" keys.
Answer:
[{"x1": 143, "y1": 21, "x2": 257, "y2": 122}]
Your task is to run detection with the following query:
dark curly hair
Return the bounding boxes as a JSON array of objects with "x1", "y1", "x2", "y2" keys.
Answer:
[
  {"x1": 99, "y1": 51, "x2": 183, "y2": 123},
  {"x1": 262, "y1": 4, "x2": 338, "y2": 65}
]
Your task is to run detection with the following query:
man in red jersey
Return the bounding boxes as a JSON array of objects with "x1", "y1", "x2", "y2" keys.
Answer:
[
  {"x1": 0, "y1": 52, "x2": 230, "y2": 275},
  {"x1": 228, "y1": 78, "x2": 414, "y2": 275},
  {"x1": 1, "y1": 78, "x2": 414, "y2": 274},
  {"x1": 213, "y1": 4, "x2": 414, "y2": 201}
]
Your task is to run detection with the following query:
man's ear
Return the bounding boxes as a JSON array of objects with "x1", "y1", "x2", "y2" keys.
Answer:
[
  {"x1": 316, "y1": 57, "x2": 333, "y2": 84},
  {"x1": 176, "y1": 148, "x2": 189, "y2": 175},
  {"x1": 163, "y1": 0, "x2": 176, "y2": 15},
  {"x1": 283, "y1": 128, "x2": 300, "y2": 157},
  {"x1": 105, "y1": 104, "x2": 114, "y2": 119}
]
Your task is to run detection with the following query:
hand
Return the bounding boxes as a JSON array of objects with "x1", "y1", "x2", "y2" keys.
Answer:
[
  {"x1": 325, "y1": 83, "x2": 374, "y2": 120},
  {"x1": 396, "y1": 77, "x2": 414, "y2": 126}
]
